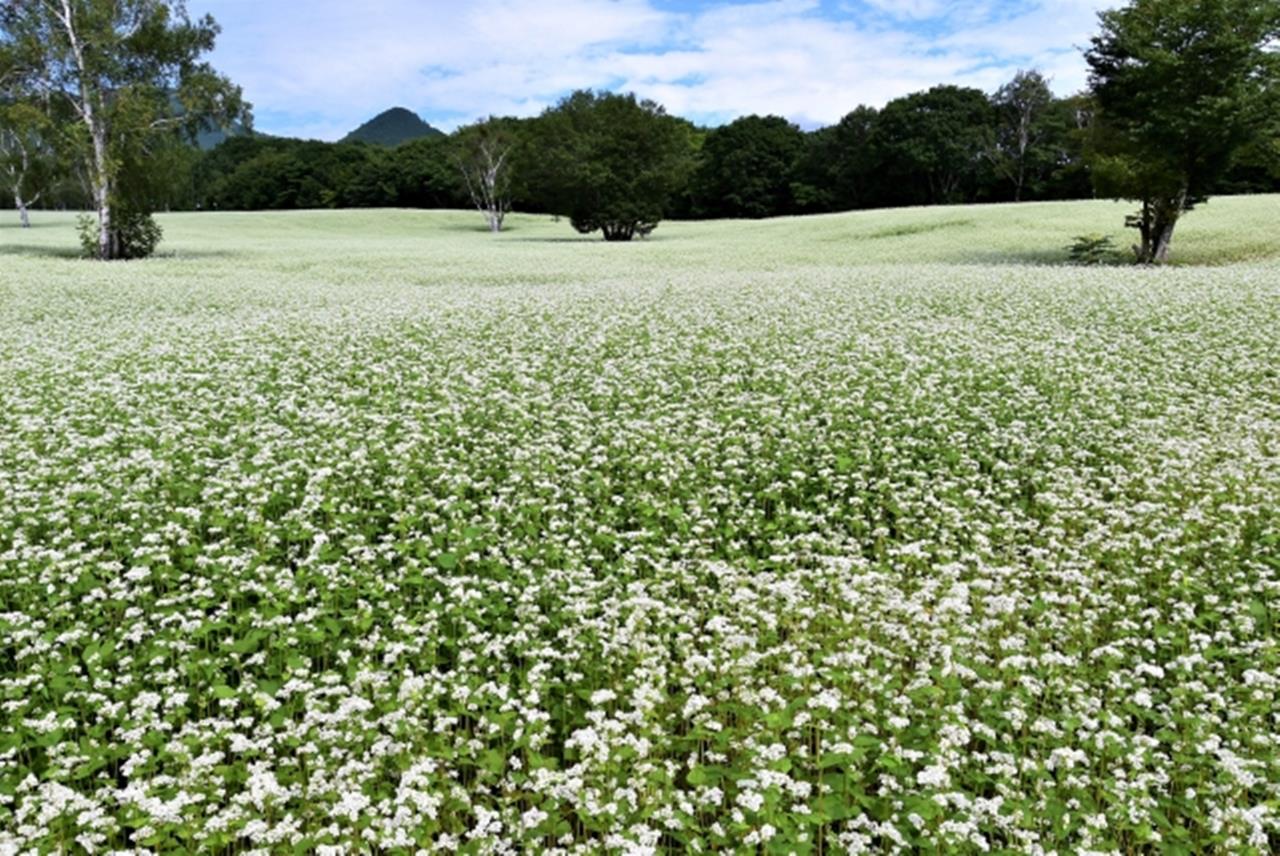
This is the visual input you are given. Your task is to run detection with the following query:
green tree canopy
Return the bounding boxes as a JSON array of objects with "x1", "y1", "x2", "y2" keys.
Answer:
[
  {"x1": 1, "y1": 0, "x2": 247, "y2": 258},
  {"x1": 990, "y1": 70, "x2": 1056, "y2": 202},
  {"x1": 527, "y1": 90, "x2": 695, "y2": 241},
  {"x1": 691, "y1": 114, "x2": 805, "y2": 219},
  {"x1": 873, "y1": 86, "x2": 995, "y2": 205},
  {"x1": 1085, "y1": 0, "x2": 1280, "y2": 263}
]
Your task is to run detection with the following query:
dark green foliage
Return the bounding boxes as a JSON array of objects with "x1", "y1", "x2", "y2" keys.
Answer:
[
  {"x1": 990, "y1": 70, "x2": 1062, "y2": 202},
  {"x1": 77, "y1": 206, "x2": 161, "y2": 260},
  {"x1": 526, "y1": 91, "x2": 695, "y2": 241},
  {"x1": 196, "y1": 138, "x2": 368, "y2": 209},
  {"x1": 1067, "y1": 233, "x2": 1120, "y2": 265},
  {"x1": 1217, "y1": 135, "x2": 1280, "y2": 194},
  {"x1": 193, "y1": 135, "x2": 467, "y2": 211},
  {"x1": 872, "y1": 86, "x2": 996, "y2": 206},
  {"x1": 178, "y1": 69, "x2": 1264, "y2": 221},
  {"x1": 115, "y1": 65, "x2": 1280, "y2": 225},
  {"x1": 388, "y1": 136, "x2": 470, "y2": 208},
  {"x1": 790, "y1": 106, "x2": 879, "y2": 213},
  {"x1": 690, "y1": 115, "x2": 806, "y2": 218},
  {"x1": 1085, "y1": 0, "x2": 1280, "y2": 263},
  {"x1": 787, "y1": 125, "x2": 840, "y2": 214},
  {"x1": 119, "y1": 132, "x2": 204, "y2": 212},
  {"x1": 342, "y1": 107, "x2": 443, "y2": 147},
  {"x1": 1039, "y1": 94, "x2": 1099, "y2": 201}
]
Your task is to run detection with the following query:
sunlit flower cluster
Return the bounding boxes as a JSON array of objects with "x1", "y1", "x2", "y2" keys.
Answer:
[{"x1": 1, "y1": 210, "x2": 1278, "y2": 853}]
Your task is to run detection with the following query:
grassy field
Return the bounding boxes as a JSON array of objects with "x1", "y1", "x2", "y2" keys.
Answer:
[{"x1": 1, "y1": 199, "x2": 1278, "y2": 854}]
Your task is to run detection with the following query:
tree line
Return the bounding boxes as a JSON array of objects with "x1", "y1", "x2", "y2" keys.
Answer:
[
  {"x1": 3, "y1": 0, "x2": 1279, "y2": 260},
  {"x1": 182, "y1": 78, "x2": 1087, "y2": 218},
  {"x1": 130, "y1": 73, "x2": 1280, "y2": 223}
]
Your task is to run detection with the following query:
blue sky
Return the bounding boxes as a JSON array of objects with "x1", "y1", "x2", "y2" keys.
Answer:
[{"x1": 193, "y1": 0, "x2": 1111, "y2": 141}]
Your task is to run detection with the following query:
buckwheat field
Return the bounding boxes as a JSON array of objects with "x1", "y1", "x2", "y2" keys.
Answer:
[{"x1": 1, "y1": 199, "x2": 1278, "y2": 855}]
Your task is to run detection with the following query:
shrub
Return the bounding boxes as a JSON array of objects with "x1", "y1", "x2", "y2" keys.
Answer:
[
  {"x1": 78, "y1": 207, "x2": 164, "y2": 260},
  {"x1": 1067, "y1": 233, "x2": 1119, "y2": 265}
]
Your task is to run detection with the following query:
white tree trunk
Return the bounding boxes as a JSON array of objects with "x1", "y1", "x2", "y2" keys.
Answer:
[
  {"x1": 3, "y1": 135, "x2": 37, "y2": 229},
  {"x1": 58, "y1": 0, "x2": 114, "y2": 259},
  {"x1": 1015, "y1": 107, "x2": 1032, "y2": 202},
  {"x1": 458, "y1": 133, "x2": 511, "y2": 235},
  {"x1": 91, "y1": 128, "x2": 112, "y2": 259}
]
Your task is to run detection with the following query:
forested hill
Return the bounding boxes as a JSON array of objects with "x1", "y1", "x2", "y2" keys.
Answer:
[{"x1": 342, "y1": 108, "x2": 444, "y2": 146}]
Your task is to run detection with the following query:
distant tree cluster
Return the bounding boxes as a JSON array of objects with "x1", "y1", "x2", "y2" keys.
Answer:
[
  {"x1": 191, "y1": 135, "x2": 466, "y2": 211},
  {"x1": 188, "y1": 68, "x2": 1277, "y2": 251},
  {"x1": 4, "y1": 0, "x2": 1279, "y2": 257},
  {"x1": 189, "y1": 77, "x2": 1102, "y2": 223}
]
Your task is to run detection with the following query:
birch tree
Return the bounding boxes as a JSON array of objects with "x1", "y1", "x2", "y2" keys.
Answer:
[
  {"x1": 453, "y1": 118, "x2": 515, "y2": 234},
  {"x1": 990, "y1": 70, "x2": 1053, "y2": 203},
  {"x1": 0, "y1": 100, "x2": 52, "y2": 226},
  {"x1": 0, "y1": 0, "x2": 246, "y2": 258}
]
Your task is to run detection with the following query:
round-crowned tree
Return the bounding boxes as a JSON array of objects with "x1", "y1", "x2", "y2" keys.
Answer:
[
  {"x1": 691, "y1": 114, "x2": 806, "y2": 219},
  {"x1": 526, "y1": 91, "x2": 694, "y2": 241},
  {"x1": 1085, "y1": 0, "x2": 1280, "y2": 264},
  {"x1": 873, "y1": 85, "x2": 995, "y2": 207}
]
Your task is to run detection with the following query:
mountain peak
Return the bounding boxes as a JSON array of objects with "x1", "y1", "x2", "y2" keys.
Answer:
[{"x1": 342, "y1": 107, "x2": 443, "y2": 146}]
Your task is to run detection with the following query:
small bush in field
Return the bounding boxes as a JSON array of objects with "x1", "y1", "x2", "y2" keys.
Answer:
[
  {"x1": 1067, "y1": 232, "x2": 1120, "y2": 265},
  {"x1": 78, "y1": 206, "x2": 163, "y2": 260}
]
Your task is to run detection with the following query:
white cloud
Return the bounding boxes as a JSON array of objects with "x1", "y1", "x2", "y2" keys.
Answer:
[
  {"x1": 858, "y1": 0, "x2": 953, "y2": 20},
  {"x1": 195, "y1": 0, "x2": 1113, "y2": 139}
]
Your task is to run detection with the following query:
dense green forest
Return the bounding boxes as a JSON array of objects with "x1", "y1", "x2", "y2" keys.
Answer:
[
  {"x1": 9, "y1": 77, "x2": 1279, "y2": 229},
  {"x1": 169, "y1": 76, "x2": 1278, "y2": 220},
  {"x1": 5, "y1": 0, "x2": 1278, "y2": 256},
  {"x1": 7, "y1": 71, "x2": 1278, "y2": 226}
]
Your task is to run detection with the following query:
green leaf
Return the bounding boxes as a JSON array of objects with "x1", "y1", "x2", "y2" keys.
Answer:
[{"x1": 481, "y1": 748, "x2": 505, "y2": 774}]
